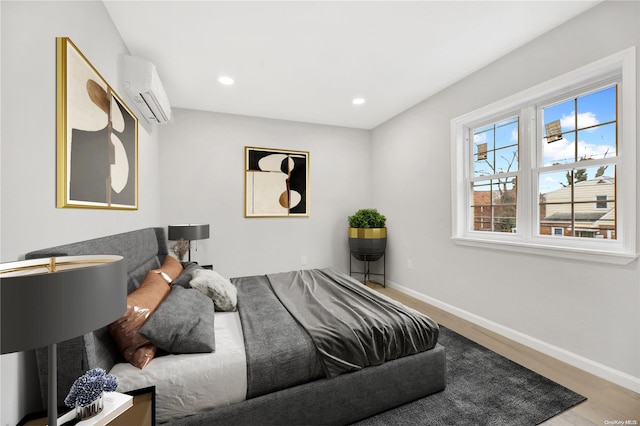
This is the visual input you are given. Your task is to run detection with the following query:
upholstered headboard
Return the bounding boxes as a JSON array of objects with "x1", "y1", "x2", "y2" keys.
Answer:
[{"x1": 25, "y1": 227, "x2": 169, "y2": 409}]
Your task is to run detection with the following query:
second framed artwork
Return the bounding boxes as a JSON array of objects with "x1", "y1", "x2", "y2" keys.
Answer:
[
  {"x1": 56, "y1": 37, "x2": 138, "y2": 209},
  {"x1": 244, "y1": 147, "x2": 310, "y2": 217}
]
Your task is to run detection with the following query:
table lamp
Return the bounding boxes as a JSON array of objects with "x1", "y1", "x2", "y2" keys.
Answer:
[
  {"x1": 168, "y1": 224, "x2": 210, "y2": 262},
  {"x1": 0, "y1": 255, "x2": 126, "y2": 426}
]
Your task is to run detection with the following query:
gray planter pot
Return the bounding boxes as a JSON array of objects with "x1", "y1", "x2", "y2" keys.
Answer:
[{"x1": 348, "y1": 227, "x2": 387, "y2": 261}]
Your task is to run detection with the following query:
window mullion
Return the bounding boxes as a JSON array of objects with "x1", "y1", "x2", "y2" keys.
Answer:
[
  {"x1": 518, "y1": 107, "x2": 534, "y2": 243},
  {"x1": 469, "y1": 171, "x2": 518, "y2": 183}
]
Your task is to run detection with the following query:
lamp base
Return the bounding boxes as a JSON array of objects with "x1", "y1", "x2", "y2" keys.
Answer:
[{"x1": 48, "y1": 344, "x2": 57, "y2": 426}]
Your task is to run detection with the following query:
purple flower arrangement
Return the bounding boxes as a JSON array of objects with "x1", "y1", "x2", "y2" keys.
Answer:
[{"x1": 64, "y1": 368, "x2": 119, "y2": 408}]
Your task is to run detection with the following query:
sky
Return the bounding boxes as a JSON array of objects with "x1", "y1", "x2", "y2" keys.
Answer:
[
  {"x1": 540, "y1": 84, "x2": 616, "y2": 193},
  {"x1": 473, "y1": 84, "x2": 617, "y2": 195}
]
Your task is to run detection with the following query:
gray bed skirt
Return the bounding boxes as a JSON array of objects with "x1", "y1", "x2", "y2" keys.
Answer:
[{"x1": 171, "y1": 344, "x2": 446, "y2": 425}]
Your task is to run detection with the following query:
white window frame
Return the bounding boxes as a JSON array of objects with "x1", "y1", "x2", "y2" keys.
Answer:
[{"x1": 451, "y1": 48, "x2": 636, "y2": 265}]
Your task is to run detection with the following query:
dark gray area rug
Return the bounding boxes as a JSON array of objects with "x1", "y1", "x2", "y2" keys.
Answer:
[{"x1": 353, "y1": 326, "x2": 586, "y2": 426}]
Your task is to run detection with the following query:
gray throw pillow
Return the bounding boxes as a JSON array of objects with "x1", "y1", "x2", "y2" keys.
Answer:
[
  {"x1": 139, "y1": 285, "x2": 215, "y2": 353},
  {"x1": 171, "y1": 262, "x2": 201, "y2": 288}
]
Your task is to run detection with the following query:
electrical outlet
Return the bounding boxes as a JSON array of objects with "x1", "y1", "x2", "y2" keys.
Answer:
[
  {"x1": 407, "y1": 258, "x2": 413, "y2": 270},
  {"x1": 301, "y1": 255, "x2": 307, "y2": 265}
]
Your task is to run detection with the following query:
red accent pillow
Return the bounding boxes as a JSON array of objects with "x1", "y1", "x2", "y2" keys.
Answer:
[{"x1": 109, "y1": 271, "x2": 170, "y2": 369}]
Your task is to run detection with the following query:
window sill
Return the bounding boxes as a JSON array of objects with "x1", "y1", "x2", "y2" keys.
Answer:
[{"x1": 451, "y1": 236, "x2": 638, "y2": 265}]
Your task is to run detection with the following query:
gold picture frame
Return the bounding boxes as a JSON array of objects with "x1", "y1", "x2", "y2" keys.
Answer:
[
  {"x1": 244, "y1": 146, "x2": 310, "y2": 217},
  {"x1": 56, "y1": 37, "x2": 138, "y2": 209}
]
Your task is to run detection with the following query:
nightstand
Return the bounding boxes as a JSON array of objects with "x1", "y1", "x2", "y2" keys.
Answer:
[
  {"x1": 18, "y1": 387, "x2": 155, "y2": 426},
  {"x1": 110, "y1": 387, "x2": 155, "y2": 426}
]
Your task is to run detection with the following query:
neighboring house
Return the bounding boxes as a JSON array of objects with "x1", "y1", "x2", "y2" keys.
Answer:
[
  {"x1": 540, "y1": 176, "x2": 616, "y2": 239},
  {"x1": 472, "y1": 183, "x2": 517, "y2": 232},
  {"x1": 472, "y1": 175, "x2": 616, "y2": 239}
]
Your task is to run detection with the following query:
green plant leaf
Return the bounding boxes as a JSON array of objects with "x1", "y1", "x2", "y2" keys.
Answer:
[{"x1": 348, "y1": 208, "x2": 386, "y2": 228}]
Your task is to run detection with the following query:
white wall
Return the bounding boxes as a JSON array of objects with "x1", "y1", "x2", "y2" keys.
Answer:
[
  {"x1": 372, "y1": 0, "x2": 640, "y2": 389},
  {"x1": 0, "y1": 2, "x2": 163, "y2": 424},
  {"x1": 159, "y1": 109, "x2": 372, "y2": 278}
]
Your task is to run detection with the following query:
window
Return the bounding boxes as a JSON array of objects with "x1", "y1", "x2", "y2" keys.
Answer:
[
  {"x1": 538, "y1": 85, "x2": 617, "y2": 240},
  {"x1": 471, "y1": 118, "x2": 518, "y2": 233},
  {"x1": 596, "y1": 195, "x2": 608, "y2": 209},
  {"x1": 451, "y1": 48, "x2": 636, "y2": 264}
]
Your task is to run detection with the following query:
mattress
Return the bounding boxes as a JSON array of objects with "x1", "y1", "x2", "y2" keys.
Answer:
[{"x1": 110, "y1": 311, "x2": 247, "y2": 423}]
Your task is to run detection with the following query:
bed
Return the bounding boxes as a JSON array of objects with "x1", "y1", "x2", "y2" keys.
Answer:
[{"x1": 26, "y1": 227, "x2": 446, "y2": 425}]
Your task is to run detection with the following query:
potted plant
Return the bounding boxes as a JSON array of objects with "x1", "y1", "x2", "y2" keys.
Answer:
[{"x1": 348, "y1": 208, "x2": 387, "y2": 261}]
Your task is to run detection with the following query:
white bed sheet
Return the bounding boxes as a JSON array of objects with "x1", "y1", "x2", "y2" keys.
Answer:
[{"x1": 109, "y1": 311, "x2": 247, "y2": 423}]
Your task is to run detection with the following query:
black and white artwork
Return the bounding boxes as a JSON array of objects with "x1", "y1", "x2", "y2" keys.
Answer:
[
  {"x1": 57, "y1": 37, "x2": 138, "y2": 210},
  {"x1": 245, "y1": 147, "x2": 309, "y2": 217}
]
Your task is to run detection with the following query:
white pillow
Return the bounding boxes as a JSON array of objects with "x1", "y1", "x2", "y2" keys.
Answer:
[{"x1": 189, "y1": 269, "x2": 238, "y2": 312}]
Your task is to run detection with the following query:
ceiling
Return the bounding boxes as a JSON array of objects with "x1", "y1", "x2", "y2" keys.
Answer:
[{"x1": 103, "y1": 1, "x2": 600, "y2": 130}]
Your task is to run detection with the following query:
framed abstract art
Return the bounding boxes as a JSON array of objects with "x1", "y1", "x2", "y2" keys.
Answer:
[
  {"x1": 56, "y1": 37, "x2": 138, "y2": 209},
  {"x1": 244, "y1": 146, "x2": 310, "y2": 217}
]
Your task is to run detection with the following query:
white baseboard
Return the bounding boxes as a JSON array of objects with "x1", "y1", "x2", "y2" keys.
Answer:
[{"x1": 386, "y1": 279, "x2": 640, "y2": 394}]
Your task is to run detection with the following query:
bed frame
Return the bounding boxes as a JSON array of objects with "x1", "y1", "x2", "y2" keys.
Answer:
[{"x1": 26, "y1": 227, "x2": 446, "y2": 425}]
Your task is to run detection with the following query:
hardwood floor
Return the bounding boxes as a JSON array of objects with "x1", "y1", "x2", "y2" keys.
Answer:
[{"x1": 365, "y1": 281, "x2": 640, "y2": 426}]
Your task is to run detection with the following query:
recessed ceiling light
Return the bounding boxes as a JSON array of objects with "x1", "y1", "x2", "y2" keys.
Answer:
[
  {"x1": 218, "y1": 76, "x2": 234, "y2": 85},
  {"x1": 352, "y1": 97, "x2": 366, "y2": 105}
]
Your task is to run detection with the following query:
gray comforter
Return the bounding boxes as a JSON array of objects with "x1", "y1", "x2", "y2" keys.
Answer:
[
  {"x1": 267, "y1": 268, "x2": 439, "y2": 378},
  {"x1": 234, "y1": 268, "x2": 439, "y2": 399},
  {"x1": 233, "y1": 275, "x2": 325, "y2": 398}
]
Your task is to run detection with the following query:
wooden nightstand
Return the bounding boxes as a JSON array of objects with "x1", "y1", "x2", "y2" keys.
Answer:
[
  {"x1": 110, "y1": 387, "x2": 155, "y2": 426},
  {"x1": 18, "y1": 387, "x2": 155, "y2": 426}
]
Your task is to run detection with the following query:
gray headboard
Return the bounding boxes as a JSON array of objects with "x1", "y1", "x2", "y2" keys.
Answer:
[{"x1": 25, "y1": 227, "x2": 169, "y2": 409}]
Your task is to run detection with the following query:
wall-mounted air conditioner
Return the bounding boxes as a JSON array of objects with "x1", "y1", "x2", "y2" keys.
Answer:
[{"x1": 122, "y1": 55, "x2": 172, "y2": 124}]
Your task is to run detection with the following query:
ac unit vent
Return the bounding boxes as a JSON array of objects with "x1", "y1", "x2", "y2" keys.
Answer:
[{"x1": 122, "y1": 55, "x2": 172, "y2": 124}]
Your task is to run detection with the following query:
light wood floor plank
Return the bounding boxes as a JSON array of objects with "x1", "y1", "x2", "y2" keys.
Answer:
[{"x1": 364, "y1": 281, "x2": 640, "y2": 426}]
